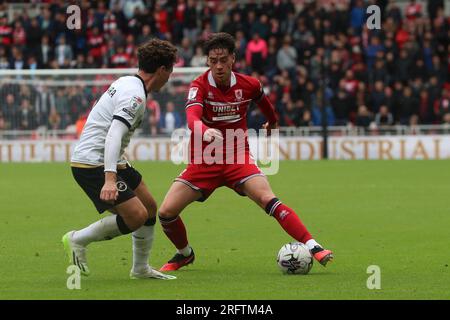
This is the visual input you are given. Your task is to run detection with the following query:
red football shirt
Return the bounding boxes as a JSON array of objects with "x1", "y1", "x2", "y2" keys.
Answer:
[
  {"x1": 185, "y1": 70, "x2": 264, "y2": 129},
  {"x1": 184, "y1": 70, "x2": 277, "y2": 164}
]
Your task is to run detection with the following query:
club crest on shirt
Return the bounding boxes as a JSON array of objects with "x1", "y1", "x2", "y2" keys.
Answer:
[
  {"x1": 188, "y1": 87, "x2": 199, "y2": 100},
  {"x1": 207, "y1": 91, "x2": 214, "y2": 99},
  {"x1": 234, "y1": 89, "x2": 243, "y2": 101}
]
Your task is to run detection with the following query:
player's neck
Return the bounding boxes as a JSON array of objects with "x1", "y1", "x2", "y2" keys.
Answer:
[
  {"x1": 214, "y1": 77, "x2": 231, "y2": 91},
  {"x1": 217, "y1": 83, "x2": 230, "y2": 91},
  {"x1": 136, "y1": 71, "x2": 153, "y2": 94}
]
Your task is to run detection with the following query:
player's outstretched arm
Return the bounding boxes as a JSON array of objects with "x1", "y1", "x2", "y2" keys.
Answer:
[
  {"x1": 101, "y1": 119, "x2": 128, "y2": 202},
  {"x1": 255, "y1": 94, "x2": 279, "y2": 135}
]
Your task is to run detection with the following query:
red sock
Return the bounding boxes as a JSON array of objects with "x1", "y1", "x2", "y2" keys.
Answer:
[
  {"x1": 159, "y1": 215, "x2": 189, "y2": 250},
  {"x1": 269, "y1": 201, "x2": 312, "y2": 244}
]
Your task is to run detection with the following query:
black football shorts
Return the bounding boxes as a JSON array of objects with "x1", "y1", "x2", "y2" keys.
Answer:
[{"x1": 72, "y1": 163, "x2": 142, "y2": 213}]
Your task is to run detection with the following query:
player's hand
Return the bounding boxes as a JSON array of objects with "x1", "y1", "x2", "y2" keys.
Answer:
[
  {"x1": 203, "y1": 128, "x2": 223, "y2": 143},
  {"x1": 100, "y1": 174, "x2": 118, "y2": 203},
  {"x1": 262, "y1": 122, "x2": 279, "y2": 136}
]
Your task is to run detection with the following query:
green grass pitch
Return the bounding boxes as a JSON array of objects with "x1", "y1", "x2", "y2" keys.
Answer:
[{"x1": 0, "y1": 160, "x2": 449, "y2": 300}]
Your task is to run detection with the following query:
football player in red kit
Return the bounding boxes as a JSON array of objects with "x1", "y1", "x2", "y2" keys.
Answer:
[{"x1": 158, "y1": 33, "x2": 333, "y2": 271}]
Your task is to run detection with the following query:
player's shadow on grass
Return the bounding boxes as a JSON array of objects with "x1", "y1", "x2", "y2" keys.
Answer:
[
  {"x1": 273, "y1": 271, "x2": 337, "y2": 277},
  {"x1": 306, "y1": 271, "x2": 336, "y2": 276}
]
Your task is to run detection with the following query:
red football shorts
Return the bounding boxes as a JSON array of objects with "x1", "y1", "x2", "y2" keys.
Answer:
[{"x1": 175, "y1": 162, "x2": 265, "y2": 201}]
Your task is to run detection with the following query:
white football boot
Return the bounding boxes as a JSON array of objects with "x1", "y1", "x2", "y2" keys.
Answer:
[
  {"x1": 130, "y1": 265, "x2": 177, "y2": 280},
  {"x1": 62, "y1": 231, "x2": 90, "y2": 276}
]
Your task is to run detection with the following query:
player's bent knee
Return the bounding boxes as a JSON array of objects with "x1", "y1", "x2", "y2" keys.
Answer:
[
  {"x1": 158, "y1": 205, "x2": 179, "y2": 220},
  {"x1": 136, "y1": 207, "x2": 149, "y2": 226},
  {"x1": 125, "y1": 207, "x2": 148, "y2": 230}
]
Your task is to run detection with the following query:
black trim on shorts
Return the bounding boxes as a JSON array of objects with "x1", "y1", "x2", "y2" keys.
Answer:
[
  {"x1": 72, "y1": 164, "x2": 142, "y2": 213},
  {"x1": 113, "y1": 115, "x2": 131, "y2": 129}
]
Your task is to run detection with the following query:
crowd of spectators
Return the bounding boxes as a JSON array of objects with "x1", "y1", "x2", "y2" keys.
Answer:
[{"x1": 0, "y1": 0, "x2": 448, "y2": 136}]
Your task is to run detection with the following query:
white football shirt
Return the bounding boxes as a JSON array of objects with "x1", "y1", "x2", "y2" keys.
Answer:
[{"x1": 71, "y1": 75, "x2": 147, "y2": 166}]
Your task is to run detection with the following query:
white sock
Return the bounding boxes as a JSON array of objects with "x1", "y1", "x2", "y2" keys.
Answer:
[
  {"x1": 177, "y1": 245, "x2": 192, "y2": 257},
  {"x1": 305, "y1": 239, "x2": 321, "y2": 250},
  {"x1": 72, "y1": 214, "x2": 123, "y2": 247},
  {"x1": 132, "y1": 224, "x2": 154, "y2": 271}
]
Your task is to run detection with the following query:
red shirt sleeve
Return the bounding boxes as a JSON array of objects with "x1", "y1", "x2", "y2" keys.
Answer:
[
  {"x1": 251, "y1": 79, "x2": 279, "y2": 125},
  {"x1": 185, "y1": 81, "x2": 209, "y2": 133},
  {"x1": 186, "y1": 104, "x2": 208, "y2": 133}
]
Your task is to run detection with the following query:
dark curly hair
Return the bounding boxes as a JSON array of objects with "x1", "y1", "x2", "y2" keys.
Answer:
[
  {"x1": 203, "y1": 32, "x2": 235, "y2": 56},
  {"x1": 137, "y1": 38, "x2": 178, "y2": 73}
]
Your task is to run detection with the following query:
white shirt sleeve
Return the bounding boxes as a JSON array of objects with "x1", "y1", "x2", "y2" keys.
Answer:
[
  {"x1": 104, "y1": 119, "x2": 129, "y2": 173},
  {"x1": 112, "y1": 89, "x2": 146, "y2": 129}
]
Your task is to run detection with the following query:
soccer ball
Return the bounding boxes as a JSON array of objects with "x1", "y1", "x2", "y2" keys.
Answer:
[{"x1": 277, "y1": 242, "x2": 313, "y2": 274}]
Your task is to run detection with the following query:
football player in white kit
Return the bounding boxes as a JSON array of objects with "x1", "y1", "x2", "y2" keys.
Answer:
[{"x1": 63, "y1": 39, "x2": 178, "y2": 280}]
